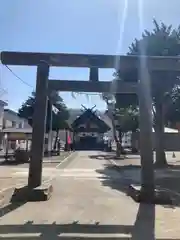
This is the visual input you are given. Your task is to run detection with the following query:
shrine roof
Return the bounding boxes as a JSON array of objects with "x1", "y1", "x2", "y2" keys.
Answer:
[{"x1": 71, "y1": 109, "x2": 110, "y2": 133}]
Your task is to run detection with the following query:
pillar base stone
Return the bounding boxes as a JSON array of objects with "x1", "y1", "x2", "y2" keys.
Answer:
[
  {"x1": 11, "y1": 183, "x2": 53, "y2": 202},
  {"x1": 128, "y1": 184, "x2": 173, "y2": 205}
]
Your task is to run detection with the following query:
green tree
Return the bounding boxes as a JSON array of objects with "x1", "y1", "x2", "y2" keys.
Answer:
[
  {"x1": 101, "y1": 93, "x2": 121, "y2": 157},
  {"x1": 18, "y1": 91, "x2": 69, "y2": 134},
  {"x1": 117, "y1": 19, "x2": 180, "y2": 167},
  {"x1": 165, "y1": 86, "x2": 180, "y2": 128},
  {"x1": 101, "y1": 87, "x2": 139, "y2": 156},
  {"x1": 115, "y1": 107, "x2": 139, "y2": 134}
]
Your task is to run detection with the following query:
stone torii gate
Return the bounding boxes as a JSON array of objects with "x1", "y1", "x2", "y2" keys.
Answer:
[{"x1": 1, "y1": 51, "x2": 180, "y2": 202}]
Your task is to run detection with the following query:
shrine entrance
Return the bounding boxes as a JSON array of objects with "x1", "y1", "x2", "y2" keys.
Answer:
[
  {"x1": 1, "y1": 51, "x2": 179, "y2": 201},
  {"x1": 79, "y1": 136, "x2": 97, "y2": 150},
  {"x1": 71, "y1": 106, "x2": 110, "y2": 150}
]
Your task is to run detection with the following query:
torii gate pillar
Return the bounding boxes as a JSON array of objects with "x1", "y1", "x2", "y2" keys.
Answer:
[{"x1": 28, "y1": 61, "x2": 49, "y2": 188}]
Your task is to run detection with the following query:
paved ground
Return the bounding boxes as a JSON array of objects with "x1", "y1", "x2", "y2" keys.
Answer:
[
  {"x1": 0, "y1": 151, "x2": 180, "y2": 239},
  {"x1": 0, "y1": 151, "x2": 70, "y2": 167},
  {"x1": 0, "y1": 152, "x2": 71, "y2": 191},
  {"x1": 106, "y1": 151, "x2": 180, "y2": 199}
]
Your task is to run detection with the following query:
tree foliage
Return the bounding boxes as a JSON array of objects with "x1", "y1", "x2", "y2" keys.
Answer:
[
  {"x1": 127, "y1": 19, "x2": 180, "y2": 97},
  {"x1": 165, "y1": 86, "x2": 180, "y2": 128},
  {"x1": 115, "y1": 19, "x2": 180, "y2": 166},
  {"x1": 117, "y1": 19, "x2": 180, "y2": 96},
  {"x1": 18, "y1": 91, "x2": 69, "y2": 132},
  {"x1": 114, "y1": 107, "x2": 139, "y2": 133},
  {"x1": 102, "y1": 92, "x2": 139, "y2": 143}
]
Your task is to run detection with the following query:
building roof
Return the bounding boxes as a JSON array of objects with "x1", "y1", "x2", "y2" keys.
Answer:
[
  {"x1": 67, "y1": 108, "x2": 83, "y2": 124},
  {"x1": 152, "y1": 127, "x2": 178, "y2": 133},
  {"x1": 0, "y1": 99, "x2": 8, "y2": 107},
  {"x1": 4, "y1": 108, "x2": 32, "y2": 128},
  {"x1": 4, "y1": 109, "x2": 18, "y2": 115},
  {"x1": 71, "y1": 108, "x2": 110, "y2": 133},
  {"x1": 3, "y1": 128, "x2": 32, "y2": 133}
]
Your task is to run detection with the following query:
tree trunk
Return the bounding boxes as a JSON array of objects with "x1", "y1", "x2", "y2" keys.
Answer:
[
  {"x1": 118, "y1": 130, "x2": 122, "y2": 145},
  {"x1": 118, "y1": 130, "x2": 125, "y2": 154},
  {"x1": 111, "y1": 118, "x2": 121, "y2": 157},
  {"x1": 154, "y1": 102, "x2": 167, "y2": 167},
  {"x1": 53, "y1": 129, "x2": 59, "y2": 150}
]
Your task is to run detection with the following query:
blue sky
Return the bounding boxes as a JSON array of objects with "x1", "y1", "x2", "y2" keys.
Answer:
[{"x1": 1, "y1": 0, "x2": 180, "y2": 111}]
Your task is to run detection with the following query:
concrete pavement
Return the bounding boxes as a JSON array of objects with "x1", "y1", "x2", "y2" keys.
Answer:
[
  {"x1": 0, "y1": 150, "x2": 180, "y2": 239},
  {"x1": 0, "y1": 152, "x2": 74, "y2": 201}
]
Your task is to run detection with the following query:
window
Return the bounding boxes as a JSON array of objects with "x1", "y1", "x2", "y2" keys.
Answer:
[
  {"x1": 3, "y1": 119, "x2": 6, "y2": 129},
  {"x1": 19, "y1": 122, "x2": 23, "y2": 128},
  {"x1": 12, "y1": 121, "x2": 16, "y2": 128}
]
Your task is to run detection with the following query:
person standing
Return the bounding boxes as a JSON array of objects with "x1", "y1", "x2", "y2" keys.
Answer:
[{"x1": 67, "y1": 134, "x2": 71, "y2": 151}]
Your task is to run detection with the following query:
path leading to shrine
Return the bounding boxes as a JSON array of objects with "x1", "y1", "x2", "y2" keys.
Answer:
[{"x1": 0, "y1": 150, "x2": 180, "y2": 239}]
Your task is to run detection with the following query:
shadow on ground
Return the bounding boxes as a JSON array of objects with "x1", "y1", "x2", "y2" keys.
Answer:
[
  {"x1": 0, "y1": 204, "x2": 158, "y2": 239},
  {"x1": 0, "y1": 201, "x2": 27, "y2": 218},
  {"x1": 1, "y1": 203, "x2": 179, "y2": 239},
  {"x1": 0, "y1": 152, "x2": 179, "y2": 239},
  {"x1": 155, "y1": 164, "x2": 180, "y2": 206},
  {"x1": 0, "y1": 184, "x2": 157, "y2": 239},
  {"x1": 0, "y1": 160, "x2": 28, "y2": 166},
  {"x1": 89, "y1": 154, "x2": 125, "y2": 160},
  {"x1": 96, "y1": 162, "x2": 180, "y2": 207},
  {"x1": 88, "y1": 152, "x2": 141, "y2": 161},
  {"x1": 0, "y1": 189, "x2": 177, "y2": 239},
  {"x1": 96, "y1": 164, "x2": 140, "y2": 195},
  {"x1": 0, "y1": 174, "x2": 178, "y2": 238}
]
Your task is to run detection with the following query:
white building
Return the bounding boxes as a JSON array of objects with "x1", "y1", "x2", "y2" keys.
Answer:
[{"x1": 0, "y1": 100, "x2": 8, "y2": 131}]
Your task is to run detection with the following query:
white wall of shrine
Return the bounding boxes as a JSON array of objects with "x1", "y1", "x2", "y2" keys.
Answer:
[{"x1": 74, "y1": 132, "x2": 104, "y2": 143}]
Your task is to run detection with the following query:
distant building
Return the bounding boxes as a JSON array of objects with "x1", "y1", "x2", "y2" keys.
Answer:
[
  {"x1": 0, "y1": 100, "x2": 8, "y2": 149},
  {"x1": 3, "y1": 109, "x2": 31, "y2": 129},
  {"x1": 71, "y1": 108, "x2": 110, "y2": 150},
  {"x1": 132, "y1": 127, "x2": 180, "y2": 152},
  {"x1": 1, "y1": 109, "x2": 32, "y2": 151},
  {"x1": 0, "y1": 100, "x2": 8, "y2": 131}
]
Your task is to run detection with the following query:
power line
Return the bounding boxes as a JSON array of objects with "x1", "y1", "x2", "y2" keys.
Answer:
[
  {"x1": 3, "y1": 65, "x2": 101, "y2": 100},
  {"x1": 3, "y1": 65, "x2": 60, "y2": 108},
  {"x1": 0, "y1": 64, "x2": 8, "y2": 100},
  {"x1": 4, "y1": 64, "x2": 34, "y2": 89}
]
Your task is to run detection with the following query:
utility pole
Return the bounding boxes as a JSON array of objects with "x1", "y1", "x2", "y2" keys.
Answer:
[{"x1": 47, "y1": 99, "x2": 53, "y2": 157}]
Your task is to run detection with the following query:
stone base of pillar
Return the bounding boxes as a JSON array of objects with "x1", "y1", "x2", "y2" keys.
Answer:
[
  {"x1": 11, "y1": 184, "x2": 53, "y2": 202},
  {"x1": 128, "y1": 184, "x2": 173, "y2": 205}
]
